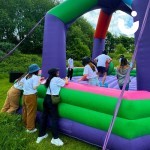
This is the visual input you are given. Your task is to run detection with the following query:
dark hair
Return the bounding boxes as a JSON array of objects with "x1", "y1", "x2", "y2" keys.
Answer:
[
  {"x1": 26, "y1": 71, "x2": 39, "y2": 79},
  {"x1": 82, "y1": 57, "x2": 96, "y2": 71},
  {"x1": 15, "y1": 73, "x2": 28, "y2": 83},
  {"x1": 120, "y1": 58, "x2": 128, "y2": 66},
  {"x1": 45, "y1": 68, "x2": 59, "y2": 88},
  {"x1": 102, "y1": 50, "x2": 107, "y2": 55},
  {"x1": 82, "y1": 56, "x2": 91, "y2": 66},
  {"x1": 120, "y1": 54, "x2": 124, "y2": 58},
  {"x1": 89, "y1": 62, "x2": 96, "y2": 72}
]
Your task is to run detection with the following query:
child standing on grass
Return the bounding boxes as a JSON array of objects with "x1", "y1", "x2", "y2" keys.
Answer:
[
  {"x1": 78, "y1": 56, "x2": 99, "y2": 86},
  {"x1": 36, "y1": 68, "x2": 68, "y2": 146},
  {"x1": 1, "y1": 73, "x2": 27, "y2": 113},
  {"x1": 116, "y1": 58, "x2": 133, "y2": 91},
  {"x1": 22, "y1": 64, "x2": 40, "y2": 133}
]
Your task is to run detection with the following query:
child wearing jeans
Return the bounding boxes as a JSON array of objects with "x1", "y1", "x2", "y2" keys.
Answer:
[
  {"x1": 36, "y1": 68, "x2": 68, "y2": 146},
  {"x1": 116, "y1": 58, "x2": 133, "y2": 91},
  {"x1": 78, "y1": 56, "x2": 99, "y2": 86},
  {"x1": 1, "y1": 73, "x2": 27, "y2": 113},
  {"x1": 22, "y1": 64, "x2": 40, "y2": 133}
]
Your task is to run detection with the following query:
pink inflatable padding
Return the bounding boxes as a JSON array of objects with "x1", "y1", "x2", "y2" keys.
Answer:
[{"x1": 65, "y1": 82, "x2": 150, "y2": 100}]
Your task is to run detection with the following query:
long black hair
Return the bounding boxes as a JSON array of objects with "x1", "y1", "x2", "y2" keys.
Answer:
[
  {"x1": 15, "y1": 72, "x2": 28, "y2": 83},
  {"x1": 120, "y1": 58, "x2": 128, "y2": 67},
  {"x1": 45, "y1": 68, "x2": 59, "y2": 88}
]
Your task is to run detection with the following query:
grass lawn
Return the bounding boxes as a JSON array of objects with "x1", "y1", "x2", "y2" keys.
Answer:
[{"x1": 0, "y1": 76, "x2": 98, "y2": 150}]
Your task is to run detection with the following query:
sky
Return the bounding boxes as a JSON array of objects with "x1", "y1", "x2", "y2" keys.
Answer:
[
  {"x1": 59, "y1": 0, "x2": 134, "y2": 37},
  {"x1": 83, "y1": 9, "x2": 134, "y2": 37}
]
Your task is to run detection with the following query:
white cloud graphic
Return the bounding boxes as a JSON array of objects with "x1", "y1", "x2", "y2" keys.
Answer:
[
  {"x1": 118, "y1": 11, "x2": 139, "y2": 36},
  {"x1": 118, "y1": 18, "x2": 139, "y2": 35}
]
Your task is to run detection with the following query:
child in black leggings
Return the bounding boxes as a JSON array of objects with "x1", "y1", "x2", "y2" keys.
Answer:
[{"x1": 36, "y1": 68, "x2": 68, "y2": 146}]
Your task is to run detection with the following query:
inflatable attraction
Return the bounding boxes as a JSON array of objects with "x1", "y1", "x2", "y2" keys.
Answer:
[{"x1": 20, "y1": 0, "x2": 150, "y2": 149}]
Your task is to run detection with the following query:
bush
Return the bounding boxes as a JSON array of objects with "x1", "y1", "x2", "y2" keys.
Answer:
[
  {"x1": 74, "y1": 61, "x2": 83, "y2": 67},
  {"x1": 0, "y1": 53, "x2": 42, "y2": 73},
  {"x1": 0, "y1": 42, "x2": 16, "y2": 54}
]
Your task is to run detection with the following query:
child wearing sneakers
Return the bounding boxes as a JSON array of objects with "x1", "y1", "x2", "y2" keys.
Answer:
[
  {"x1": 1, "y1": 73, "x2": 27, "y2": 113},
  {"x1": 36, "y1": 68, "x2": 68, "y2": 146},
  {"x1": 22, "y1": 64, "x2": 41, "y2": 133}
]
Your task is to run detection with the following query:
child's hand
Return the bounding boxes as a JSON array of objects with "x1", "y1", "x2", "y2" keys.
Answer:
[
  {"x1": 64, "y1": 77, "x2": 69, "y2": 85},
  {"x1": 40, "y1": 77, "x2": 46, "y2": 84},
  {"x1": 65, "y1": 77, "x2": 68, "y2": 80},
  {"x1": 77, "y1": 78, "x2": 82, "y2": 82},
  {"x1": 40, "y1": 77, "x2": 45, "y2": 81}
]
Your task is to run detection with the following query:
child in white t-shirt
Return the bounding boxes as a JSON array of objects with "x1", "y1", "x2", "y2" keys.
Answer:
[
  {"x1": 1, "y1": 73, "x2": 27, "y2": 113},
  {"x1": 94, "y1": 50, "x2": 112, "y2": 85},
  {"x1": 67, "y1": 57, "x2": 74, "y2": 80},
  {"x1": 78, "y1": 57, "x2": 99, "y2": 86},
  {"x1": 22, "y1": 64, "x2": 41, "y2": 133},
  {"x1": 36, "y1": 68, "x2": 68, "y2": 146}
]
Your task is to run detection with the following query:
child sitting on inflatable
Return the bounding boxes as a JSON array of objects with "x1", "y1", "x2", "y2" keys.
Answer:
[{"x1": 78, "y1": 56, "x2": 99, "y2": 86}]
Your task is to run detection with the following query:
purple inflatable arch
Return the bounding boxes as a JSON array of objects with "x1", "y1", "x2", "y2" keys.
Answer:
[{"x1": 41, "y1": 0, "x2": 150, "y2": 91}]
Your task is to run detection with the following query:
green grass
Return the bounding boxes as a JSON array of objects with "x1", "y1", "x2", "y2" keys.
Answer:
[{"x1": 0, "y1": 77, "x2": 98, "y2": 150}]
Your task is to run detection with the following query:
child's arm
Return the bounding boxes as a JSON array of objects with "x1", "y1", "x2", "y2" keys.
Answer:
[
  {"x1": 33, "y1": 76, "x2": 41, "y2": 90},
  {"x1": 107, "y1": 56, "x2": 112, "y2": 63},
  {"x1": 130, "y1": 61, "x2": 136, "y2": 70},
  {"x1": 94, "y1": 58, "x2": 98, "y2": 64},
  {"x1": 64, "y1": 77, "x2": 69, "y2": 84},
  {"x1": 78, "y1": 74, "x2": 87, "y2": 82}
]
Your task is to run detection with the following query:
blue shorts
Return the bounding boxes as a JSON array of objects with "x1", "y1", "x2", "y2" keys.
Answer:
[
  {"x1": 88, "y1": 77, "x2": 99, "y2": 86},
  {"x1": 97, "y1": 66, "x2": 106, "y2": 74}
]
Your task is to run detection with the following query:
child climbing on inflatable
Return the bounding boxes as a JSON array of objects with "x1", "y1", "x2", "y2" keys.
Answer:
[
  {"x1": 78, "y1": 56, "x2": 99, "y2": 86},
  {"x1": 94, "y1": 50, "x2": 112, "y2": 86},
  {"x1": 1, "y1": 73, "x2": 27, "y2": 113},
  {"x1": 36, "y1": 68, "x2": 68, "y2": 146},
  {"x1": 22, "y1": 64, "x2": 41, "y2": 133},
  {"x1": 116, "y1": 58, "x2": 134, "y2": 91}
]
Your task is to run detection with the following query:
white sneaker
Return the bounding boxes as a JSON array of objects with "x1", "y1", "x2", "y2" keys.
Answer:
[
  {"x1": 51, "y1": 138, "x2": 64, "y2": 146},
  {"x1": 26, "y1": 128, "x2": 37, "y2": 133},
  {"x1": 36, "y1": 133, "x2": 48, "y2": 143}
]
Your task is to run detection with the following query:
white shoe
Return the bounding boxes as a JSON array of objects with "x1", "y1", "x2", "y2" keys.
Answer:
[
  {"x1": 36, "y1": 133, "x2": 48, "y2": 143},
  {"x1": 51, "y1": 138, "x2": 64, "y2": 146},
  {"x1": 26, "y1": 128, "x2": 37, "y2": 133}
]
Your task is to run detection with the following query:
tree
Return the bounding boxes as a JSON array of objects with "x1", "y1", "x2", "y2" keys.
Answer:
[
  {"x1": 66, "y1": 17, "x2": 94, "y2": 60},
  {"x1": 0, "y1": 1, "x2": 94, "y2": 57},
  {"x1": 115, "y1": 35, "x2": 134, "y2": 53},
  {"x1": 67, "y1": 37, "x2": 90, "y2": 60},
  {"x1": 0, "y1": 0, "x2": 59, "y2": 53},
  {"x1": 105, "y1": 32, "x2": 115, "y2": 53},
  {"x1": 114, "y1": 43, "x2": 126, "y2": 54}
]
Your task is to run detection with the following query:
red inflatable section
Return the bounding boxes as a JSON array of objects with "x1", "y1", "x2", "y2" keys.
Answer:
[{"x1": 94, "y1": 10, "x2": 112, "y2": 39}]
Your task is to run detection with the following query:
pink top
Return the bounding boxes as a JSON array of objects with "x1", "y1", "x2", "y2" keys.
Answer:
[{"x1": 65, "y1": 82, "x2": 150, "y2": 100}]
